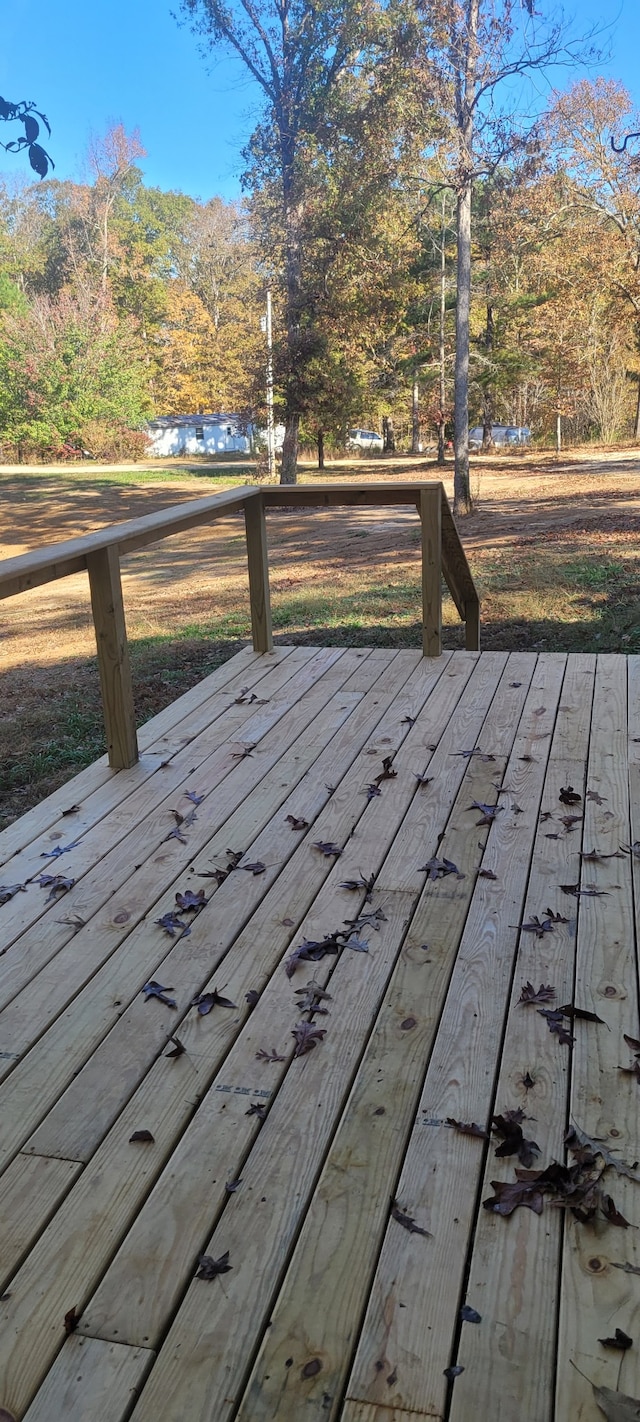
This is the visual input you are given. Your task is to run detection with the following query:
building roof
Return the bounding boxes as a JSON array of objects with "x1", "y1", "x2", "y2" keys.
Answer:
[{"x1": 146, "y1": 414, "x2": 241, "y2": 430}]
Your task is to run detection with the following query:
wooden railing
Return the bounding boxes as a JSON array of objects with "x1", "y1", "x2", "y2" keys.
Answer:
[{"x1": 0, "y1": 482, "x2": 479, "y2": 771}]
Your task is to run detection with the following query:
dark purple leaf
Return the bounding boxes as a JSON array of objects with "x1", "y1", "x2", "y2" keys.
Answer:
[
  {"x1": 538, "y1": 1008, "x2": 573, "y2": 1046},
  {"x1": 37, "y1": 873, "x2": 75, "y2": 901},
  {"x1": 225, "y1": 1178, "x2": 242, "y2": 1193},
  {"x1": 557, "y1": 1003, "x2": 606, "y2": 1025},
  {"x1": 366, "y1": 784, "x2": 382, "y2": 800},
  {"x1": 40, "y1": 841, "x2": 79, "y2": 859},
  {"x1": 61, "y1": 804, "x2": 81, "y2": 816},
  {"x1": 453, "y1": 748, "x2": 495, "y2": 761},
  {"x1": 185, "y1": 790, "x2": 204, "y2": 805},
  {"x1": 444, "y1": 1365, "x2": 465, "y2": 1380},
  {"x1": 468, "y1": 800, "x2": 503, "y2": 827},
  {"x1": 478, "y1": 868, "x2": 498, "y2": 880},
  {"x1": 483, "y1": 1178, "x2": 545, "y2": 1216},
  {"x1": 292, "y1": 1020, "x2": 327, "y2": 1057},
  {"x1": 391, "y1": 1202, "x2": 431, "y2": 1236},
  {"x1": 165, "y1": 1037, "x2": 185, "y2": 1058},
  {"x1": 239, "y1": 861, "x2": 266, "y2": 876},
  {"x1": 598, "y1": 1328, "x2": 633, "y2": 1350},
  {"x1": 0, "y1": 883, "x2": 27, "y2": 904},
  {"x1": 175, "y1": 889, "x2": 207, "y2": 912},
  {"x1": 155, "y1": 911, "x2": 191, "y2": 938},
  {"x1": 419, "y1": 857, "x2": 465, "y2": 881},
  {"x1": 245, "y1": 989, "x2": 260, "y2": 1007},
  {"x1": 192, "y1": 990, "x2": 237, "y2": 1014},
  {"x1": 519, "y1": 982, "x2": 556, "y2": 1005},
  {"x1": 587, "y1": 789, "x2": 607, "y2": 804},
  {"x1": 559, "y1": 785, "x2": 582, "y2": 806},
  {"x1": 294, "y1": 979, "x2": 332, "y2": 1013},
  {"x1": 142, "y1": 980, "x2": 177, "y2": 1009},
  {"x1": 256, "y1": 1047, "x2": 286, "y2": 1062},
  {"x1": 460, "y1": 1305, "x2": 482, "y2": 1323},
  {"x1": 445, "y1": 1117, "x2": 487, "y2": 1139},
  {"x1": 286, "y1": 814, "x2": 309, "y2": 831},
  {"x1": 312, "y1": 841, "x2": 343, "y2": 857},
  {"x1": 246, "y1": 1101, "x2": 268, "y2": 1120},
  {"x1": 129, "y1": 1129, "x2": 154, "y2": 1143},
  {"x1": 195, "y1": 1251, "x2": 232, "y2": 1280},
  {"x1": 492, "y1": 1112, "x2": 540, "y2": 1168}
]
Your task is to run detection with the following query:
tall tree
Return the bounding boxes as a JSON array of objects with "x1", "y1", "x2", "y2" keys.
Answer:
[
  {"x1": 422, "y1": 2, "x2": 597, "y2": 512},
  {"x1": 181, "y1": 0, "x2": 417, "y2": 482}
]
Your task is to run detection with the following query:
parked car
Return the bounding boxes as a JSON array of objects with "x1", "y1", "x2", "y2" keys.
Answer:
[
  {"x1": 469, "y1": 424, "x2": 531, "y2": 450},
  {"x1": 347, "y1": 428, "x2": 384, "y2": 452}
]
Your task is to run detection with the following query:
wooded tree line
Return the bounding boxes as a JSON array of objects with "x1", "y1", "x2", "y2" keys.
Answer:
[{"x1": 2, "y1": 15, "x2": 640, "y2": 509}]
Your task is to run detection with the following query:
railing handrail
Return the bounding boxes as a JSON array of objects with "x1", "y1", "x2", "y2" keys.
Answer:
[{"x1": 0, "y1": 481, "x2": 479, "y2": 770}]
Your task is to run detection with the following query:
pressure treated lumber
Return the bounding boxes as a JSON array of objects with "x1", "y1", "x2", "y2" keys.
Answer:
[
  {"x1": 87, "y1": 544, "x2": 139, "y2": 769},
  {"x1": 21, "y1": 1337, "x2": 154, "y2": 1422},
  {"x1": 244, "y1": 494, "x2": 273, "y2": 653},
  {"x1": 420, "y1": 485, "x2": 442, "y2": 657}
]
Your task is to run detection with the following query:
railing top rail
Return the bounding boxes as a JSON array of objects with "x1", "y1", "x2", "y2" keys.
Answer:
[
  {"x1": 0, "y1": 485, "x2": 259, "y2": 600},
  {"x1": 261, "y1": 482, "x2": 438, "y2": 506}
]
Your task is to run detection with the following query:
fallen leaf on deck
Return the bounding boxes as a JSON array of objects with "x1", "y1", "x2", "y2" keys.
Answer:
[
  {"x1": 602, "y1": 1195, "x2": 631, "y2": 1228},
  {"x1": 286, "y1": 814, "x2": 309, "y2": 831},
  {"x1": 478, "y1": 868, "x2": 498, "y2": 879},
  {"x1": 560, "y1": 815, "x2": 582, "y2": 832},
  {"x1": 619, "y1": 1062, "x2": 640, "y2": 1082},
  {"x1": 256, "y1": 1048, "x2": 286, "y2": 1063},
  {"x1": 165, "y1": 1037, "x2": 185, "y2": 1058},
  {"x1": 468, "y1": 800, "x2": 503, "y2": 826},
  {"x1": 312, "y1": 840, "x2": 342, "y2": 857},
  {"x1": 344, "y1": 906, "x2": 386, "y2": 931},
  {"x1": 593, "y1": 1382, "x2": 640, "y2": 1420},
  {"x1": 519, "y1": 982, "x2": 556, "y2": 1005},
  {"x1": 624, "y1": 1034, "x2": 640, "y2": 1054},
  {"x1": 225, "y1": 1178, "x2": 242, "y2": 1193},
  {"x1": 460, "y1": 1305, "x2": 482, "y2": 1323},
  {"x1": 559, "y1": 786, "x2": 582, "y2": 806},
  {"x1": 37, "y1": 874, "x2": 75, "y2": 901},
  {"x1": 587, "y1": 789, "x2": 607, "y2": 805},
  {"x1": 560, "y1": 884, "x2": 608, "y2": 898},
  {"x1": 520, "y1": 754, "x2": 534, "y2": 762},
  {"x1": 40, "y1": 841, "x2": 79, "y2": 859},
  {"x1": 231, "y1": 745, "x2": 255, "y2": 759},
  {"x1": 539, "y1": 810, "x2": 553, "y2": 822},
  {"x1": 175, "y1": 889, "x2": 207, "y2": 911},
  {"x1": 493, "y1": 1111, "x2": 540, "y2": 1168},
  {"x1": 454, "y1": 748, "x2": 495, "y2": 761},
  {"x1": 185, "y1": 790, "x2": 204, "y2": 805},
  {"x1": 292, "y1": 1020, "x2": 327, "y2": 1056},
  {"x1": 599, "y1": 1329, "x2": 633, "y2": 1351},
  {"x1": 142, "y1": 981, "x2": 177, "y2": 1009},
  {"x1": 533, "y1": 706, "x2": 547, "y2": 716},
  {"x1": 517, "y1": 915, "x2": 555, "y2": 939},
  {"x1": 225, "y1": 850, "x2": 243, "y2": 870},
  {"x1": 155, "y1": 910, "x2": 191, "y2": 937},
  {"x1": 483, "y1": 1178, "x2": 545, "y2": 1216},
  {"x1": 414, "y1": 772, "x2": 433, "y2": 786},
  {"x1": 344, "y1": 932, "x2": 369, "y2": 952},
  {"x1": 294, "y1": 979, "x2": 333, "y2": 1014},
  {"x1": 419, "y1": 857, "x2": 465, "y2": 881},
  {"x1": 558, "y1": 1003, "x2": 606, "y2": 1025},
  {"x1": 0, "y1": 884, "x2": 27, "y2": 904},
  {"x1": 246, "y1": 1101, "x2": 268, "y2": 1120},
  {"x1": 538, "y1": 1008, "x2": 574, "y2": 1046},
  {"x1": 235, "y1": 691, "x2": 258, "y2": 703},
  {"x1": 63, "y1": 1307, "x2": 79, "y2": 1334},
  {"x1": 581, "y1": 848, "x2": 623, "y2": 863},
  {"x1": 196, "y1": 1251, "x2": 232, "y2": 1280},
  {"x1": 612, "y1": 1261, "x2": 640, "y2": 1275},
  {"x1": 391, "y1": 1202, "x2": 431, "y2": 1236},
  {"x1": 566, "y1": 1126, "x2": 640, "y2": 1182},
  {"x1": 401, "y1": 714, "x2": 417, "y2": 726},
  {"x1": 444, "y1": 1365, "x2": 465, "y2": 1379},
  {"x1": 445, "y1": 1117, "x2": 487, "y2": 1138},
  {"x1": 366, "y1": 784, "x2": 382, "y2": 800},
  {"x1": 285, "y1": 934, "x2": 343, "y2": 977},
  {"x1": 621, "y1": 842, "x2": 640, "y2": 860},
  {"x1": 377, "y1": 755, "x2": 397, "y2": 782},
  {"x1": 339, "y1": 872, "x2": 375, "y2": 899},
  {"x1": 129, "y1": 1129, "x2": 154, "y2": 1143},
  {"x1": 239, "y1": 861, "x2": 266, "y2": 875},
  {"x1": 191, "y1": 990, "x2": 237, "y2": 1014},
  {"x1": 61, "y1": 804, "x2": 81, "y2": 815},
  {"x1": 245, "y1": 989, "x2": 260, "y2": 1007}
]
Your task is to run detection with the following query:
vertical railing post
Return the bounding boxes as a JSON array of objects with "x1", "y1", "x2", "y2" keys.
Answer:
[
  {"x1": 86, "y1": 545, "x2": 138, "y2": 769},
  {"x1": 420, "y1": 486, "x2": 442, "y2": 657},
  {"x1": 244, "y1": 493, "x2": 273, "y2": 653}
]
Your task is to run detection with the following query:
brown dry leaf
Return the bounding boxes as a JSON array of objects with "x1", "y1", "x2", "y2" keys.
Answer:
[
  {"x1": 566, "y1": 1126, "x2": 640, "y2": 1182},
  {"x1": 483, "y1": 1178, "x2": 545, "y2": 1216},
  {"x1": 391, "y1": 1202, "x2": 431, "y2": 1236},
  {"x1": 478, "y1": 868, "x2": 498, "y2": 880},
  {"x1": 0, "y1": 883, "x2": 27, "y2": 904},
  {"x1": 63, "y1": 1306, "x2": 79, "y2": 1335},
  {"x1": 593, "y1": 1383, "x2": 640, "y2": 1421},
  {"x1": 195, "y1": 1251, "x2": 232, "y2": 1280},
  {"x1": 419, "y1": 856, "x2": 465, "y2": 881},
  {"x1": 256, "y1": 1047, "x2": 286, "y2": 1063},
  {"x1": 492, "y1": 1111, "x2": 540, "y2": 1168},
  {"x1": 366, "y1": 784, "x2": 382, "y2": 800},
  {"x1": 601, "y1": 1195, "x2": 631, "y2": 1228},
  {"x1": 560, "y1": 815, "x2": 582, "y2": 832},
  {"x1": 286, "y1": 814, "x2": 309, "y2": 831},
  {"x1": 246, "y1": 1102, "x2": 268, "y2": 1120},
  {"x1": 558, "y1": 1003, "x2": 606, "y2": 1025},
  {"x1": 377, "y1": 755, "x2": 397, "y2": 782},
  {"x1": 446, "y1": 1117, "x2": 487, "y2": 1139},
  {"x1": 129, "y1": 1129, "x2": 154, "y2": 1144},
  {"x1": 454, "y1": 748, "x2": 495, "y2": 762},
  {"x1": 468, "y1": 800, "x2": 503, "y2": 827},
  {"x1": 560, "y1": 884, "x2": 608, "y2": 898},
  {"x1": 37, "y1": 873, "x2": 75, "y2": 902},
  {"x1": 339, "y1": 872, "x2": 375, "y2": 899},
  {"x1": 61, "y1": 804, "x2": 81, "y2": 815},
  {"x1": 292, "y1": 1020, "x2": 327, "y2": 1057},
  {"x1": 519, "y1": 982, "x2": 556, "y2": 1005},
  {"x1": 191, "y1": 989, "x2": 237, "y2": 1014},
  {"x1": 239, "y1": 861, "x2": 266, "y2": 876},
  {"x1": 142, "y1": 980, "x2": 177, "y2": 1009},
  {"x1": 611, "y1": 1261, "x2": 640, "y2": 1276},
  {"x1": 312, "y1": 840, "x2": 343, "y2": 857},
  {"x1": 587, "y1": 789, "x2": 607, "y2": 805},
  {"x1": 600, "y1": 1330, "x2": 634, "y2": 1351},
  {"x1": 175, "y1": 888, "x2": 207, "y2": 911},
  {"x1": 245, "y1": 989, "x2": 260, "y2": 1007},
  {"x1": 559, "y1": 785, "x2": 582, "y2": 805},
  {"x1": 539, "y1": 1008, "x2": 574, "y2": 1046}
]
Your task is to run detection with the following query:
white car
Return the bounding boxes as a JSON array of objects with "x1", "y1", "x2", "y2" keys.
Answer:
[{"x1": 347, "y1": 428, "x2": 384, "y2": 452}]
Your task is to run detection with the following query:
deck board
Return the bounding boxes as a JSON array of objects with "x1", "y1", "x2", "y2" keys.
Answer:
[{"x1": 1, "y1": 647, "x2": 639, "y2": 1422}]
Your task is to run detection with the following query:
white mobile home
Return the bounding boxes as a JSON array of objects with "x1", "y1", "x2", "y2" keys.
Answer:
[{"x1": 146, "y1": 414, "x2": 251, "y2": 457}]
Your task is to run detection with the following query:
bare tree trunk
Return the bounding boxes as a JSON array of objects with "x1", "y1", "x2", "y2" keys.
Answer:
[
  {"x1": 317, "y1": 428, "x2": 325, "y2": 470},
  {"x1": 481, "y1": 304, "x2": 495, "y2": 451},
  {"x1": 411, "y1": 377, "x2": 420, "y2": 454},
  {"x1": 280, "y1": 414, "x2": 300, "y2": 484},
  {"x1": 634, "y1": 380, "x2": 640, "y2": 442},
  {"x1": 437, "y1": 193, "x2": 447, "y2": 467},
  {"x1": 556, "y1": 412, "x2": 562, "y2": 454},
  {"x1": 454, "y1": 177, "x2": 473, "y2": 514}
]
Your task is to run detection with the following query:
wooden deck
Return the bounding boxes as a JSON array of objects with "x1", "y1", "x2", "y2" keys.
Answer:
[{"x1": 1, "y1": 643, "x2": 639, "y2": 1422}]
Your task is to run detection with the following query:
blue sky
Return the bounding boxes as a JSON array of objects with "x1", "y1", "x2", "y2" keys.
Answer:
[{"x1": 1, "y1": 0, "x2": 638, "y2": 202}]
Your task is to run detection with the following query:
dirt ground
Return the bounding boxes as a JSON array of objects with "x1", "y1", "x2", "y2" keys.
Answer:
[{"x1": 1, "y1": 447, "x2": 639, "y2": 828}]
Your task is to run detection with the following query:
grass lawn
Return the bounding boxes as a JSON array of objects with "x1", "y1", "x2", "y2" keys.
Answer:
[{"x1": 1, "y1": 449, "x2": 639, "y2": 830}]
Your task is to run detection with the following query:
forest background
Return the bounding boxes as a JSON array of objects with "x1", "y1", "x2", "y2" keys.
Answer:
[{"x1": 3, "y1": 3, "x2": 640, "y2": 481}]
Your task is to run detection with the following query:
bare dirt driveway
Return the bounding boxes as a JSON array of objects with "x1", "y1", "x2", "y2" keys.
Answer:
[{"x1": 1, "y1": 447, "x2": 639, "y2": 827}]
